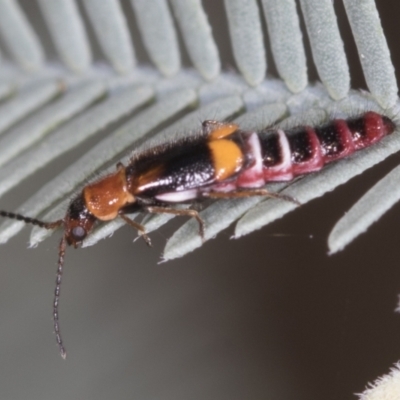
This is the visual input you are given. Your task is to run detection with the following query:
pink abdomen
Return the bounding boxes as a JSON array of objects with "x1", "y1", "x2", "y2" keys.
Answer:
[{"x1": 256, "y1": 111, "x2": 396, "y2": 182}]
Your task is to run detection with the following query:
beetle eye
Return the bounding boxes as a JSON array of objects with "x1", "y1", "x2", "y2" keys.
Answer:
[{"x1": 71, "y1": 226, "x2": 86, "y2": 240}]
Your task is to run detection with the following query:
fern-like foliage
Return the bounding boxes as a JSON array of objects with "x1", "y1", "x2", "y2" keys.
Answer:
[
  {"x1": 0, "y1": 0, "x2": 397, "y2": 260},
  {"x1": 0, "y1": 1, "x2": 398, "y2": 397}
]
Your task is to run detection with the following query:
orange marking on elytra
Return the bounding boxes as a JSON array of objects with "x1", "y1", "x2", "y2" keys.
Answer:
[
  {"x1": 209, "y1": 123, "x2": 239, "y2": 140},
  {"x1": 208, "y1": 139, "x2": 244, "y2": 181}
]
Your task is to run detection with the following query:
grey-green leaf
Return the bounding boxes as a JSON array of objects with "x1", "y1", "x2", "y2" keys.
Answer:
[
  {"x1": 38, "y1": 0, "x2": 91, "y2": 72},
  {"x1": 299, "y1": 0, "x2": 349, "y2": 99},
  {"x1": 83, "y1": 0, "x2": 136, "y2": 73},
  {"x1": 130, "y1": 0, "x2": 180, "y2": 77},
  {"x1": 224, "y1": 0, "x2": 266, "y2": 86},
  {"x1": 343, "y1": 0, "x2": 398, "y2": 108}
]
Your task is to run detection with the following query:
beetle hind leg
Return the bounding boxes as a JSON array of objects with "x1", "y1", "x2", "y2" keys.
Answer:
[
  {"x1": 146, "y1": 206, "x2": 206, "y2": 241},
  {"x1": 202, "y1": 188, "x2": 300, "y2": 206}
]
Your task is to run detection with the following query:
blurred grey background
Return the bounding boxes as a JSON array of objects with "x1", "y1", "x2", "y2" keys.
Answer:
[{"x1": 0, "y1": 1, "x2": 400, "y2": 399}]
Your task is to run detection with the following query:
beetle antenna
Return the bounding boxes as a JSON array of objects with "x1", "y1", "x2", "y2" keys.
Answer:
[
  {"x1": 0, "y1": 210, "x2": 66, "y2": 356},
  {"x1": 0, "y1": 210, "x2": 67, "y2": 357},
  {"x1": 0, "y1": 210, "x2": 63, "y2": 230},
  {"x1": 54, "y1": 236, "x2": 67, "y2": 359}
]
